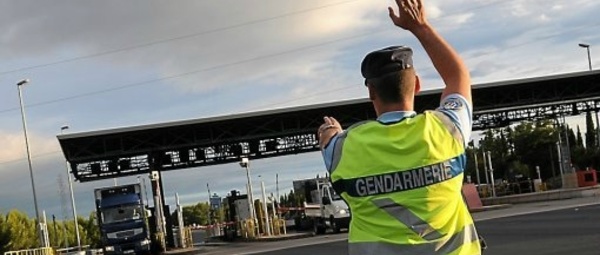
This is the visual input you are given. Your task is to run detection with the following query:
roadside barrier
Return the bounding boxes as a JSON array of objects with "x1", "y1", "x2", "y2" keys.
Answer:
[
  {"x1": 247, "y1": 219, "x2": 258, "y2": 238},
  {"x1": 185, "y1": 226, "x2": 193, "y2": 247},
  {"x1": 462, "y1": 183, "x2": 483, "y2": 211},
  {"x1": 238, "y1": 220, "x2": 248, "y2": 238},
  {"x1": 272, "y1": 218, "x2": 286, "y2": 235},
  {"x1": 236, "y1": 218, "x2": 290, "y2": 239},
  {"x1": 4, "y1": 247, "x2": 54, "y2": 255},
  {"x1": 272, "y1": 218, "x2": 280, "y2": 235},
  {"x1": 238, "y1": 219, "x2": 257, "y2": 239}
]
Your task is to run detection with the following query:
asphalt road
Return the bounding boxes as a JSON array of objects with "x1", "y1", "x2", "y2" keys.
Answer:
[
  {"x1": 195, "y1": 197, "x2": 600, "y2": 255},
  {"x1": 256, "y1": 204, "x2": 600, "y2": 255},
  {"x1": 475, "y1": 204, "x2": 600, "y2": 254}
]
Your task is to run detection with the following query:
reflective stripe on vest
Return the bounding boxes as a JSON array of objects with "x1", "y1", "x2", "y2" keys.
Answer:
[
  {"x1": 430, "y1": 111, "x2": 463, "y2": 143},
  {"x1": 372, "y1": 198, "x2": 444, "y2": 241},
  {"x1": 348, "y1": 223, "x2": 479, "y2": 255}
]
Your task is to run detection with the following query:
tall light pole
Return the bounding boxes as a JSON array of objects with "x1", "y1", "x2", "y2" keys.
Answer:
[
  {"x1": 60, "y1": 125, "x2": 81, "y2": 251},
  {"x1": 583, "y1": 43, "x2": 600, "y2": 147},
  {"x1": 239, "y1": 157, "x2": 255, "y2": 220},
  {"x1": 17, "y1": 79, "x2": 46, "y2": 247},
  {"x1": 578, "y1": 43, "x2": 592, "y2": 71}
]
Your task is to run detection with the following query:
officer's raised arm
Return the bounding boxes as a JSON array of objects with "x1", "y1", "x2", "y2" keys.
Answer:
[{"x1": 388, "y1": 0, "x2": 472, "y2": 104}]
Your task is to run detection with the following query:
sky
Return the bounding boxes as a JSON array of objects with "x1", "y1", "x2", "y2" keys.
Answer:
[{"x1": 0, "y1": 0, "x2": 599, "y2": 220}]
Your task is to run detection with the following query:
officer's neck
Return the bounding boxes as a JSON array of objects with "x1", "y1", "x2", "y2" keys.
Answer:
[{"x1": 373, "y1": 100, "x2": 414, "y2": 117}]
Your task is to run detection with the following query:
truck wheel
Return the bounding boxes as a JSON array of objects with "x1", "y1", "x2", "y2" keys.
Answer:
[
  {"x1": 312, "y1": 219, "x2": 326, "y2": 235},
  {"x1": 317, "y1": 226, "x2": 326, "y2": 234},
  {"x1": 330, "y1": 216, "x2": 340, "y2": 234},
  {"x1": 317, "y1": 219, "x2": 327, "y2": 235}
]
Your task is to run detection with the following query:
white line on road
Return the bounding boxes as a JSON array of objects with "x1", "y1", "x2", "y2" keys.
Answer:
[
  {"x1": 474, "y1": 201, "x2": 600, "y2": 222},
  {"x1": 241, "y1": 235, "x2": 349, "y2": 255}
]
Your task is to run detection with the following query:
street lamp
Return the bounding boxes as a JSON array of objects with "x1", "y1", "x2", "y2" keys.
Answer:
[
  {"x1": 579, "y1": 43, "x2": 600, "y2": 147},
  {"x1": 60, "y1": 125, "x2": 81, "y2": 251},
  {"x1": 16, "y1": 79, "x2": 46, "y2": 247},
  {"x1": 578, "y1": 43, "x2": 592, "y2": 71},
  {"x1": 239, "y1": 157, "x2": 255, "y2": 220}
]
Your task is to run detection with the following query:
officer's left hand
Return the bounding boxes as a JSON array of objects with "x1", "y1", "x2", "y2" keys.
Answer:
[{"x1": 318, "y1": 116, "x2": 342, "y2": 149}]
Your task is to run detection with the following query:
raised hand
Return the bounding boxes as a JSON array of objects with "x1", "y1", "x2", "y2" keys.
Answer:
[
  {"x1": 318, "y1": 116, "x2": 342, "y2": 149},
  {"x1": 388, "y1": 0, "x2": 428, "y2": 32}
]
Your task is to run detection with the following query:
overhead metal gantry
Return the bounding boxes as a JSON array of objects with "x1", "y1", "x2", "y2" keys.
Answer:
[{"x1": 57, "y1": 70, "x2": 600, "y2": 182}]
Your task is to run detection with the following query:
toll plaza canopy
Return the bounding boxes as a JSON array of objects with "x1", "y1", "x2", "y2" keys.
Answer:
[{"x1": 58, "y1": 70, "x2": 600, "y2": 182}]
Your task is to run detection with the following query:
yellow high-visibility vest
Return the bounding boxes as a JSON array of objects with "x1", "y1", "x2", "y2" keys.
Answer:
[{"x1": 330, "y1": 111, "x2": 481, "y2": 255}]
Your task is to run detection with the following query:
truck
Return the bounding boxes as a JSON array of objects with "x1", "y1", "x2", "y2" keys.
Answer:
[
  {"x1": 94, "y1": 183, "x2": 152, "y2": 255},
  {"x1": 292, "y1": 177, "x2": 350, "y2": 234}
]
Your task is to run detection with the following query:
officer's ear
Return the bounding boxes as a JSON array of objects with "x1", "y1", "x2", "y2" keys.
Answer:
[
  {"x1": 367, "y1": 83, "x2": 376, "y2": 101},
  {"x1": 414, "y1": 75, "x2": 421, "y2": 95}
]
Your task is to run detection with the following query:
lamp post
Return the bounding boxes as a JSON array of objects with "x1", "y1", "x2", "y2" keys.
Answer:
[
  {"x1": 578, "y1": 43, "x2": 592, "y2": 71},
  {"x1": 583, "y1": 44, "x2": 600, "y2": 147},
  {"x1": 17, "y1": 79, "x2": 46, "y2": 247},
  {"x1": 60, "y1": 125, "x2": 81, "y2": 251},
  {"x1": 239, "y1": 157, "x2": 255, "y2": 220}
]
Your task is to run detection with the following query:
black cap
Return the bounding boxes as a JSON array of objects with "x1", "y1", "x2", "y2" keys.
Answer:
[{"x1": 361, "y1": 46, "x2": 413, "y2": 84}]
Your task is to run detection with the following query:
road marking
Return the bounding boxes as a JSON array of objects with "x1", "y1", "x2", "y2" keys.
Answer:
[
  {"x1": 474, "y1": 201, "x2": 600, "y2": 222},
  {"x1": 240, "y1": 235, "x2": 349, "y2": 255}
]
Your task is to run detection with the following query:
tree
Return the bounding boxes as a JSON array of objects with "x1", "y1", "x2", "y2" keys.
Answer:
[
  {"x1": 479, "y1": 128, "x2": 512, "y2": 180},
  {"x1": 567, "y1": 126, "x2": 577, "y2": 153},
  {"x1": 80, "y1": 213, "x2": 100, "y2": 248},
  {"x1": 576, "y1": 126, "x2": 584, "y2": 148},
  {"x1": 0, "y1": 212, "x2": 11, "y2": 254},
  {"x1": 510, "y1": 120, "x2": 558, "y2": 180},
  {"x1": 284, "y1": 190, "x2": 296, "y2": 207},
  {"x1": 571, "y1": 126, "x2": 589, "y2": 169},
  {"x1": 4, "y1": 210, "x2": 37, "y2": 250},
  {"x1": 585, "y1": 111, "x2": 596, "y2": 148},
  {"x1": 182, "y1": 202, "x2": 210, "y2": 226}
]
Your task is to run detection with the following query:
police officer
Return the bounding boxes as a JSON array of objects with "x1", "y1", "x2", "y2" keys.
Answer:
[{"x1": 318, "y1": 0, "x2": 481, "y2": 254}]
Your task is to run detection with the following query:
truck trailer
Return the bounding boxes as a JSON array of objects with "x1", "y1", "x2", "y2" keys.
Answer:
[
  {"x1": 292, "y1": 177, "x2": 350, "y2": 234},
  {"x1": 94, "y1": 183, "x2": 152, "y2": 255}
]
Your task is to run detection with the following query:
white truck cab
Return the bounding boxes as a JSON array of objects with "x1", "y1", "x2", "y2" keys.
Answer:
[{"x1": 293, "y1": 177, "x2": 350, "y2": 234}]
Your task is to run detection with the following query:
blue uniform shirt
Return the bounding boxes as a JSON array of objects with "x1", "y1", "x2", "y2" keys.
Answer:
[{"x1": 322, "y1": 93, "x2": 473, "y2": 171}]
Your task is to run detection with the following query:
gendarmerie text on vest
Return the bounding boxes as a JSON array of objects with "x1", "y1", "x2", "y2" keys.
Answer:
[{"x1": 350, "y1": 160, "x2": 455, "y2": 197}]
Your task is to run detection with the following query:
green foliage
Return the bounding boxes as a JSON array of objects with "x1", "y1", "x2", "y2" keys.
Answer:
[
  {"x1": 181, "y1": 202, "x2": 210, "y2": 226},
  {"x1": 0, "y1": 212, "x2": 11, "y2": 254},
  {"x1": 509, "y1": 120, "x2": 558, "y2": 180},
  {"x1": 585, "y1": 111, "x2": 596, "y2": 148},
  {"x1": 472, "y1": 118, "x2": 600, "y2": 186},
  {"x1": 4, "y1": 210, "x2": 38, "y2": 250},
  {"x1": 45, "y1": 213, "x2": 101, "y2": 249},
  {"x1": 506, "y1": 160, "x2": 530, "y2": 178},
  {"x1": 477, "y1": 127, "x2": 514, "y2": 180},
  {"x1": 576, "y1": 126, "x2": 584, "y2": 148},
  {"x1": 0, "y1": 209, "x2": 103, "y2": 252},
  {"x1": 80, "y1": 213, "x2": 100, "y2": 248},
  {"x1": 181, "y1": 201, "x2": 227, "y2": 225}
]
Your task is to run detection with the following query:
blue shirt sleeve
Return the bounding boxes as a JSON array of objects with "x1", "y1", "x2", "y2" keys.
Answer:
[
  {"x1": 435, "y1": 93, "x2": 473, "y2": 146},
  {"x1": 321, "y1": 135, "x2": 340, "y2": 173}
]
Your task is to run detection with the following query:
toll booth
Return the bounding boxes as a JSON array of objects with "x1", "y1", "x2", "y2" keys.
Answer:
[
  {"x1": 148, "y1": 205, "x2": 175, "y2": 252},
  {"x1": 222, "y1": 190, "x2": 251, "y2": 241},
  {"x1": 577, "y1": 169, "x2": 597, "y2": 187}
]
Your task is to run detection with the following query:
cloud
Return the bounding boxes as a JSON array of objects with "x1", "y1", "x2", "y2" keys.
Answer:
[
  {"x1": 0, "y1": 130, "x2": 60, "y2": 167},
  {"x1": 0, "y1": 0, "x2": 381, "y2": 95},
  {"x1": 425, "y1": 1, "x2": 442, "y2": 19}
]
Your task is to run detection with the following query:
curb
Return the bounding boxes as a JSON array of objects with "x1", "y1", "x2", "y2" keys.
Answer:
[
  {"x1": 162, "y1": 247, "x2": 202, "y2": 255},
  {"x1": 238, "y1": 233, "x2": 314, "y2": 242}
]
